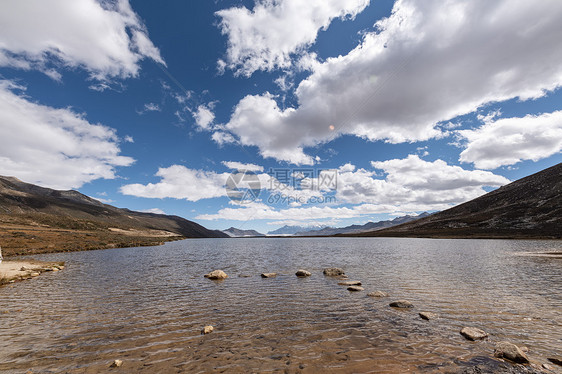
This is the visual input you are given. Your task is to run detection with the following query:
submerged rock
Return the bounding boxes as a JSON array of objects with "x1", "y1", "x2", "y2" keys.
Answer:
[
  {"x1": 201, "y1": 325, "x2": 214, "y2": 335},
  {"x1": 204, "y1": 270, "x2": 228, "y2": 280},
  {"x1": 419, "y1": 311, "x2": 437, "y2": 320},
  {"x1": 295, "y1": 269, "x2": 311, "y2": 277},
  {"x1": 389, "y1": 300, "x2": 414, "y2": 309},
  {"x1": 494, "y1": 341, "x2": 529, "y2": 364},
  {"x1": 460, "y1": 327, "x2": 488, "y2": 341},
  {"x1": 109, "y1": 359, "x2": 123, "y2": 368},
  {"x1": 261, "y1": 272, "x2": 277, "y2": 278},
  {"x1": 548, "y1": 357, "x2": 562, "y2": 366},
  {"x1": 338, "y1": 280, "x2": 362, "y2": 286},
  {"x1": 323, "y1": 268, "x2": 345, "y2": 276},
  {"x1": 367, "y1": 291, "x2": 389, "y2": 298},
  {"x1": 347, "y1": 285, "x2": 364, "y2": 292}
]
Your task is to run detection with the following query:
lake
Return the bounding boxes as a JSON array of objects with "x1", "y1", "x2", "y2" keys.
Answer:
[{"x1": 0, "y1": 238, "x2": 561, "y2": 373}]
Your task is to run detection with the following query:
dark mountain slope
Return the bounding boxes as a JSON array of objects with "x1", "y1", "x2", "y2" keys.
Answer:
[
  {"x1": 347, "y1": 163, "x2": 561, "y2": 239},
  {"x1": 0, "y1": 176, "x2": 227, "y2": 256}
]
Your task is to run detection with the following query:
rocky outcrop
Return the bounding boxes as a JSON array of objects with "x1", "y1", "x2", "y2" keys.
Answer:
[
  {"x1": 460, "y1": 327, "x2": 488, "y2": 341},
  {"x1": 204, "y1": 270, "x2": 228, "y2": 280}
]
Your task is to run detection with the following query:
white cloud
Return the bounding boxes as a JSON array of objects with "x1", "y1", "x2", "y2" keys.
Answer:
[
  {"x1": 0, "y1": 0, "x2": 164, "y2": 82},
  {"x1": 216, "y1": 0, "x2": 369, "y2": 76},
  {"x1": 221, "y1": 0, "x2": 562, "y2": 164},
  {"x1": 212, "y1": 131, "x2": 236, "y2": 146},
  {"x1": 0, "y1": 80, "x2": 134, "y2": 190},
  {"x1": 459, "y1": 110, "x2": 562, "y2": 169},
  {"x1": 138, "y1": 103, "x2": 161, "y2": 114},
  {"x1": 142, "y1": 208, "x2": 166, "y2": 215},
  {"x1": 192, "y1": 105, "x2": 215, "y2": 130},
  {"x1": 222, "y1": 161, "x2": 264, "y2": 172},
  {"x1": 124, "y1": 135, "x2": 134, "y2": 143}
]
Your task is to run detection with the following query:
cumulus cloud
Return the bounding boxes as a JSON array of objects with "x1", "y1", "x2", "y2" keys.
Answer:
[
  {"x1": 192, "y1": 105, "x2": 215, "y2": 130},
  {"x1": 216, "y1": 0, "x2": 369, "y2": 76},
  {"x1": 0, "y1": 80, "x2": 134, "y2": 189},
  {"x1": 459, "y1": 110, "x2": 562, "y2": 169},
  {"x1": 0, "y1": 0, "x2": 164, "y2": 82},
  {"x1": 221, "y1": 0, "x2": 562, "y2": 164},
  {"x1": 222, "y1": 161, "x2": 264, "y2": 172},
  {"x1": 142, "y1": 208, "x2": 166, "y2": 215}
]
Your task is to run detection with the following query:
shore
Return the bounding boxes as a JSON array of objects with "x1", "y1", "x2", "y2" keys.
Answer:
[{"x1": 0, "y1": 259, "x2": 65, "y2": 286}]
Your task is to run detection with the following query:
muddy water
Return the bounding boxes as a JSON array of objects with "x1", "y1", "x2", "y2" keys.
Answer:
[{"x1": 0, "y1": 238, "x2": 560, "y2": 373}]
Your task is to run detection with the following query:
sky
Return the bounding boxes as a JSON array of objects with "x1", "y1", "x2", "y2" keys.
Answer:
[{"x1": 1, "y1": 0, "x2": 561, "y2": 234}]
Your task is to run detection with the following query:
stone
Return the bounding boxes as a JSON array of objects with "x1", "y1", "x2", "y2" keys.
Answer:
[
  {"x1": 109, "y1": 359, "x2": 123, "y2": 368},
  {"x1": 204, "y1": 270, "x2": 228, "y2": 280},
  {"x1": 548, "y1": 357, "x2": 562, "y2": 366},
  {"x1": 419, "y1": 312, "x2": 437, "y2": 320},
  {"x1": 238, "y1": 274, "x2": 251, "y2": 278},
  {"x1": 261, "y1": 273, "x2": 277, "y2": 278},
  {"x1": 543, "y1": 363, "x2": 553, "y2": 370},
  {"x1": 493, "y1": 341, "x2": 529, "y2": 364},
  {"x1": 30, "y1": 272, "x2": 40, "y2": 277},
  {"x1": 52, "y1": 267, "x2": 60, "y2": 272},
  {"x1": 201, "y1": 325, "x2": 214, "y2": 335},
  {"x1": 389, "y1": 300, "x2": 414, "y2": 309},
  {"x1": 460, "y1": 327, "x2": 488, "y2": 341},
  {"x1": 347, "y1": 286, "x2": 364, "y2": 292},
  {"x1": 295, "y1": 269, "x2": 311, "y2": 277},
  {"x1": 323, "y1": 268, "x2": 345, "y2": 276},
  {"x1": 367, "y1": 291, "x2": 389, "y2": 298},
  {"x1": 338, "y1": 280, "x2": 362, "y2": 286}
]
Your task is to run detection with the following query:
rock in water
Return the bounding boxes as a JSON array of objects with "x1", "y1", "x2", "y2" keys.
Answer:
[
  {"x1": 460, "y1": 327, "x2": 488, "y2": 341},
  {"x1": 548, "y1": 357, "x2": 562, "y2": 366},
  {"x1": 419, "y1": 312, "x2": 437, "y2": 320},
  {"x1": 493, "y1": 341, "x2": 529, "y2": 364},
  {"x1": 338, "y1": 280, "x2": 362, "y2": 286},
  {"x1": 204, "y1": 270, "x2": 228, "y2": 280},
  {"x1": 367, "y1": 291, "x2": 389, "y2": 298},
  {"x1": 261, "y1": 272, "x2": 277, "y2": 278},
  {"x1": 109, "y1": 359, "x2": 123, "y2": 368},
  {"x1": 295, "y1": 269, "x2": 311, "y2": 277},
  {"x1": 201, "y1": 325, "x2": 214, "y2": 335},
  {"x1": 389, "y1": 300, "x2": 414, "y2": 309},
  {"x1": 323, "y1": 268, "x2": 345, "y2": 276},
  {"x1": 347, "y1": 286, "x2": 364, "y2": 292}
]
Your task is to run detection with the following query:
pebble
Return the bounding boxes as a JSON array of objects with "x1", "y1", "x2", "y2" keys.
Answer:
[
  {"x1": 389, "y1": 300, "x2": 414, "y2": 309},
  {"x1": 347, "y1": 285, "x2": 364, "y2": 292},
  {"x1": 109, "y1": 359, "x2": 123, "y2": 368},
  {"x1": 419, "y1": 312, "x2": 437, "y2": 320},
  {"x1": 367, "y1": 291, "x2": 389, "y2": 297},
  {"x1": 295, "y1": 269, "x2": 311, "y2": 277},
  {"x1": 201, "y1": 325, "x2": 214, "y2": 335},
  {"x1": 460, "y1": 327, "x2": 488, "y2": 341}
]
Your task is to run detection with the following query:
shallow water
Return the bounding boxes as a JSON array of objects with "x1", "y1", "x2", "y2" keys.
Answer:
[{"x1": 0, "y1": 238, "x2": 561, "y2": 373}]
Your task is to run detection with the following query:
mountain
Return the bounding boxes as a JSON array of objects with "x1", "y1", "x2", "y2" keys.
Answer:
[
  {"x1": 0, "y1": 176, "x2": 228, "y2": 256},
  {"x1": 222, "y1": 227, "x2": 265, "y2": 237},
  {"x1": 294, "y1": 213, "x2": 431, "y2": 236},
  {"x1": 348, "y1": 163, "x2": 562, "y2": 239},
  {"x1": 267, "y1": 225, "x2": 327, "y2": 236}
]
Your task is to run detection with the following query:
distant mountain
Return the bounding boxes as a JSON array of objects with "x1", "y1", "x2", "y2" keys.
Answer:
[
  {"x1": 267, "y1": 225, "x2": 327, "y2": 236},
  {"x1": 349, "y1": 163, "x2": 562, "y2": 239},
  {"x1": 0, "y1": 176, "x2": 228, "y2": 256},
  {"x1": 295, "y1": 213, "x2": 431, "y2": 236},
  {"x1": 222, "y1": 227, "x2": 265, "y2": 237}
]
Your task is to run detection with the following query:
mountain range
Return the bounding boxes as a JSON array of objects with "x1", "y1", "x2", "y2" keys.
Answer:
[
  {"x1": 0, "y1": 176, "x2": 227, "y2": 256},
  {"x1": 348, "y1": 163, "x2": 562, "y2": 239},
  {"x1": 222, "y1": 227, "x2": 265, "y2": 237}
]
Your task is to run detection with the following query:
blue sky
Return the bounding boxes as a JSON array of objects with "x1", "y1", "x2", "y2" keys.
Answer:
[{"x1": 1, "y1": 0, "x2": 561, "y2": 234}]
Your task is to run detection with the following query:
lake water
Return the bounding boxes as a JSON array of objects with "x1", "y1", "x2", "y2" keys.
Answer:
[{"x1": 0, "y1": 238, "x2": 561, "y2": 373}]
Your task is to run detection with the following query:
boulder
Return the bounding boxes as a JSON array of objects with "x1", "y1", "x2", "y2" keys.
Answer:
[
  {"x1": 389, "y1": 300, "x2": 414, "y2": 309},
  {"x1": 460, "y1": 327, "x2": 488, "y2": 341},
  {"x1": 323, "y1": 268, "x2": 345, "y2": 276},
  {"x1": 201, "y1": 325, "x2": 214, "y2": 335},
  {"x1": 109, "y1": 359, "x2": 123, "y2": 368},
  {"x1": 367, "y1": 291, "x2": 389, "y2": 298},
  {"x1": 419, "y1": 312, "x2": 437, "y2": 320},
  {"x1": 261, "y1": 273, "x2": 277, "y2": 278},
  {"x1": 295, "y1": 269, "x2": 311, "y2": 277},
  {"x1": 493, "y1": 341, "x2": 529, "y2": 364},
  {"x1": 338, "y1": 280, "x2": 362, "y2": 286},
  {"x1": 204, "y1": 270, "x2": 228, "y2": 280},
  {"x1": 347, "y1": 286, "x2": 364, "y2": 292}
]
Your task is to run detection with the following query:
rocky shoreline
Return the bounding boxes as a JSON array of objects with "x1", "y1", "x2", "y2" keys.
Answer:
[{"x1": 0, "y1": 259, "x2": 65, "y2": 286}]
